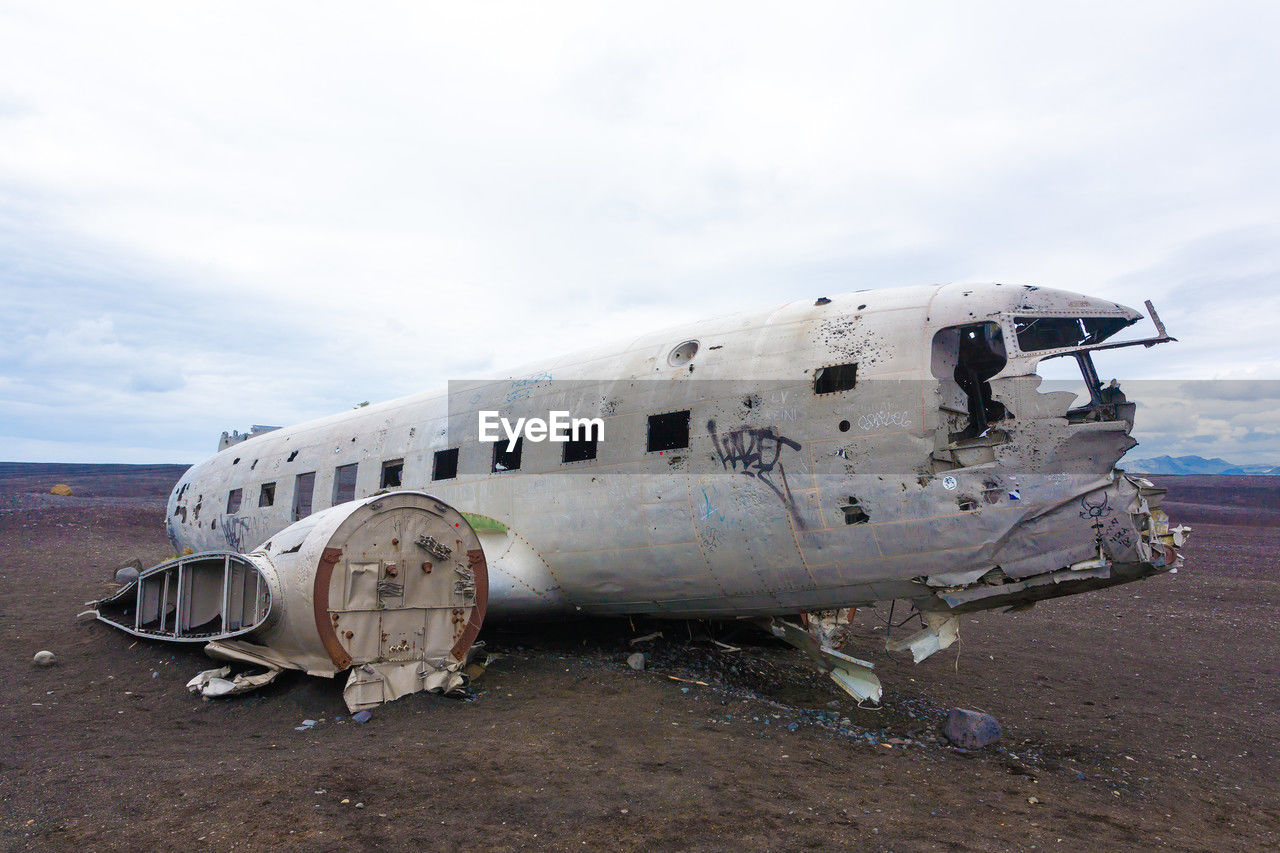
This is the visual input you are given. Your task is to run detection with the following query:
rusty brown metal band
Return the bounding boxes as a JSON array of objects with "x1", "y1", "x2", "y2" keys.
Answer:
[
  {"x1": 314, "y1": 547, "x2": 352, "y2": 669},
  {"x1": 450, "y1": 548, "x2": 489, "y2": 660}
]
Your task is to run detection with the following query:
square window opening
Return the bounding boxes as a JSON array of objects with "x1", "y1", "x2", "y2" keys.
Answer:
[
  {"x1": 381, "y1": 459, "x2": 404, "y2": 489},
  {"x1": 647, "y1": 410, "x2": 690, "y2": 452},
  {"x1": 562, "y1": 422, "x2": 600, "y2": 463},
  {"x1": 432, "y1": 448, "x2": 459, "y2": 481},
  {"x1": 226, "y1": 488, "x2": 243, "y2": 515},
  {"x1": 814, "y1": 362, "x2": 858, "y2": 394},
  {"x1": 259, "y1": 482, "x2": 276, "y2": 507},
  {"x1": 492, "y1": 437, "x2": 523, "y2": 472}
]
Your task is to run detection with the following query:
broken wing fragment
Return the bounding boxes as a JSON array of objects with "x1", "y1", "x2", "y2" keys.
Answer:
[{"x1": 90, "y1": 552, "x2": 272, "y2": 642}]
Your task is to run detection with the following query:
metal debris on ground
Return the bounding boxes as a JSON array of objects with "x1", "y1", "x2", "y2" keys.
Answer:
[
  {"x1": 186, "y1": 664, "x2": 283, "y2": 699},
  {"x1": 351, "y1": 710, "x2": 372, "y2": 723}
]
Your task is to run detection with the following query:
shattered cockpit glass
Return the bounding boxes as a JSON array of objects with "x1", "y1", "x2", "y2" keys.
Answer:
[{"x1": 1013, "y1": 316, "x2": 1136, "y2": 351}]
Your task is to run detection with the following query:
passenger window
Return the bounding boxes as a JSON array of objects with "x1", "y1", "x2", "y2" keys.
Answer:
[
  {"x1": 562, "y1": 422, "x2": 600, "y2": 463},
  {"x1": 259, "y1": 482, "x2": 276, "y2": 507},
  {"x1": 293, "y1": 472, "x2": 315, "y2": 520},
  {"x1": 492, "y1": 437, "x2": 523, "y2": 472},
  {"x1": 432, "y1": 448, "x2": 459, "y2": 481},
  {"x1": 226, "y1": 488, "x2": 243, "y2": 515},
  {"x1": 381, "y1": 459, "x2": 404, "y2": 489},
  {"x1": 647, "y1": 410, "x2": 690, "y2": 452},
  {"x1": 333, "y1": 463, "x2": 358, "y2": 504},
  {"x1": 814, "y1": 362, "x2": 858, "y2": 394}
]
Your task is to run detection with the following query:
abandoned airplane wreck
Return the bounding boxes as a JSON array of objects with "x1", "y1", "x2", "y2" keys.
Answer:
[{"x1": 88, "y1": 282, "x2": 1188, "y2": 711}]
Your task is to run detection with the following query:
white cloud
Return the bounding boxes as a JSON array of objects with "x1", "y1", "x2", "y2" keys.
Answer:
[{"x1": 0, "y1": 1, "x2": 1277, "y2": 462}]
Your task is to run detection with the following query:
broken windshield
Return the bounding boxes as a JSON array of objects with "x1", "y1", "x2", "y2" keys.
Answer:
[{"x1": 1013, "y1": 316, "x2": 1135, "y2": 352}]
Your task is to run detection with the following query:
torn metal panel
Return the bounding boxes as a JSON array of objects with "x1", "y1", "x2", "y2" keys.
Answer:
[
  {"x1": 343, "y1": 658, "x2": 467, "y2": 711},
  {"x1": 187, "y1": 664, "x2": 282, "y2": 699},
  {"x1": 885, "y1": 612, "x2": 959, "y2": 663},
  {"x1": 762, "y1": 617, "x2": 882, "y2": 704}
]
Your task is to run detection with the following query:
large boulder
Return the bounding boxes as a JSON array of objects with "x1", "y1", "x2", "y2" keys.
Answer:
[{"x1": 49, "y1": 484, "x2": 73, "y2": 496}]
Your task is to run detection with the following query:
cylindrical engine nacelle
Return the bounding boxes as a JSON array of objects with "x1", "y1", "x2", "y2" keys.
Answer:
[
  {"x1": 245, "y1": 492, "x2": 488, "y2": 690},
  {"x1": 92, "y1": 491, "x2": 487, "y2": 710}
]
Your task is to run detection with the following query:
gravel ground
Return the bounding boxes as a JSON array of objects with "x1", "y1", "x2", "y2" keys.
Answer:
[{"x1": 0, "y1": 465, "x2": 1275, "y2": 851}]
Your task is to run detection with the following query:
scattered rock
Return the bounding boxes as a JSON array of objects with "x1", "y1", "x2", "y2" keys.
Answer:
[
  {"x1": 351, "y1": 710, "x2": 372, "y2": 724},
  {"x1": 49, "y1": 484, "x2": 73, "y2": 497},
  {"x1": 626, "y1": 652, "x2": 646, "y2": 671},
  {"x1": 33, "y1": 650, "x2": 56, "y2": 667},
  {"x1": 114, "y1": 566, "x2": 140, "y2": 584},
  {"x1": 943, "y1": 708, "x2": 1001, "y2": 749}
]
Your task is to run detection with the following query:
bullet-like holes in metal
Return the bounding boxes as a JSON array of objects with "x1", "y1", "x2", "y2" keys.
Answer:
[
  {"x1": 838, "y1": 420, "x2": 851, "y2": 432},
  {"x1": 841, "y1": 497, "x2": 870, "y2": 525}
]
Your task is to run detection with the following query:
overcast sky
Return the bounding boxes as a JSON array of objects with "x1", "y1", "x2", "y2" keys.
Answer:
[{"x1": 1, "y1": 1, "x2": 1277, "y2": 465}]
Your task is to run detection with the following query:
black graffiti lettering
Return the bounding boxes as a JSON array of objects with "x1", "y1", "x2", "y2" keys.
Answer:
[
  {"x1": 707, "y1": 420, "x2": 804, "y2": 526},
  {"x1": 1078, "y1": 493, "x2": 1111, "y2": 520},
  {"x1": 223, "y1": 515, "x2": 253, "y2": 552}
]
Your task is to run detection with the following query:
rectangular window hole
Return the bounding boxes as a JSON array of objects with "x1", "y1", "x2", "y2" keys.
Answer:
[
  {"x1": 841, "y1": 497, "x2": 870, "y2": 525},
  {"x1": 814, "y1": 362, "x2": 858, "y2": 394},
  {"x1": 381, "y1": 459, "x2": 404, "y2": 489},
  {"x1": 647, "y1": 410, "x2": 690, "y2": 452},
  {"x1": 432, "y1": 448, "x2": 459, "y2": 481},
  {"x1": 259, "y1": 482, "x2": 276, "y2": 507},
  {"x1": 226, "y1": 488, "x2": 242, "y2": 515},
  {"x1": 492, "y1": 437, "x2": 523, "y2": 472},
  {"x1": 562, "y1": 422, "x2": 600, "y2": 463},
  {"x1": 293, "y1": 472, "x2": 315, "y2": 520},
  {"x1": 333, "y1": 463, "x2": 358, "y2": 504}
]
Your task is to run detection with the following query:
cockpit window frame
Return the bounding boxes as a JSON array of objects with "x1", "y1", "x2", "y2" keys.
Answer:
[{"x1": 1008, "y1": 314, "x2": 1138, "y2": 355}]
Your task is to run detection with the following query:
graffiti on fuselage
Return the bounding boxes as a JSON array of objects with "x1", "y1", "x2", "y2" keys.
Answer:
[{"x1": 706, "y1": 420, "x2": 804, "y2": 527}]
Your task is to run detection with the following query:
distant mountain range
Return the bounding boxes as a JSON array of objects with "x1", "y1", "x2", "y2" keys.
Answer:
[{"x1": 1123, "y1": 455, "x2": 1280, "y2": 476}]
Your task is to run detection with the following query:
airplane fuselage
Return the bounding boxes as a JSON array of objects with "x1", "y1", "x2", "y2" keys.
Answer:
[{"x1": 166, "y1": 282, "x2": 1183, "y2": 622}]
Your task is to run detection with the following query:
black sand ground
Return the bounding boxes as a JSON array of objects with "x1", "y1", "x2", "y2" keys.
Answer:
[{"x1": 0, "y1": 465, "x2": 1275, "y2": 851}]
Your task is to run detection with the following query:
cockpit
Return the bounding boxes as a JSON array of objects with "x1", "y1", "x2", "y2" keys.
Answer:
[{"x1": 928, "y1": 285, "x2": 1176, "y2": 472}]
